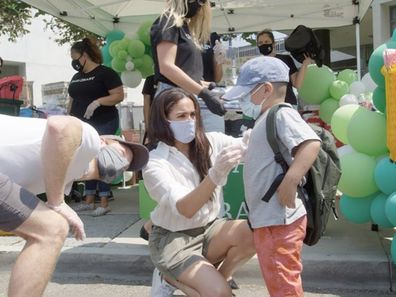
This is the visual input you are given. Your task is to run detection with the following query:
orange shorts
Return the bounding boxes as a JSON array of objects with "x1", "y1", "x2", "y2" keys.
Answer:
[{"x1": 253, "y1": 215, "x2": 307, "y2": 297}]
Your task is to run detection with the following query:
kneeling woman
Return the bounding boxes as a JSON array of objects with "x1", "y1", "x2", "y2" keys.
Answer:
[{"x1": 143, "y1": 88, "x2": 255, "y2": 297}]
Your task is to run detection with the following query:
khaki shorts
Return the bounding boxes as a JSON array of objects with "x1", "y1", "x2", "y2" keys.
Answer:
[
  {"x1": 0, "y1": 173, "x2": 39, "y2": 231},
  {"x1": 149, "y1": 218, "x2": 227, "y2": 279}
]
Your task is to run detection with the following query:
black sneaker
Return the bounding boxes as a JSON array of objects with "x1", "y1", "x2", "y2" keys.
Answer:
[
  {"x1": 228, "y1": 278, "x2": 239, "y2": 290},
  {"x1": 140, "y1": 225, "x2": 149, "y2": 241}
]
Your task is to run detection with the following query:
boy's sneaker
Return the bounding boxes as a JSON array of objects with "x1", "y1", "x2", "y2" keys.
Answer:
[
  {"x1": 92, "y1": 207, "x2": 110, "y2": 217},
  {"x1": 150, "y1": 268, "x2": 176, "y2": 297},
  {"x1": 73, "y1": 203, "x2": 95, "y2": 212}
]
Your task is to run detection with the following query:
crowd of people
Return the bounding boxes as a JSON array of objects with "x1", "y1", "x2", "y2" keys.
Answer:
[{"x1": 0, "y1": 0, "x2": 319, "y2": 296}]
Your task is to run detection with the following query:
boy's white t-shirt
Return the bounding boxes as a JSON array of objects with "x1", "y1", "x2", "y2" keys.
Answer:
[{"x1": 0, "y1": 115, "x2": 101, "y2": 195}]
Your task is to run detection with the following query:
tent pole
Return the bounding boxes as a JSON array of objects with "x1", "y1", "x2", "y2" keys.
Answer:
[{"x1": 355, "y1": 18, "x2": 361, "y2": 80}]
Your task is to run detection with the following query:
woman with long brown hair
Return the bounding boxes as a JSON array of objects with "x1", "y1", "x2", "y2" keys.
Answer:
[{"x1": 143, "y1": 88, "x2": 255, "y2": 296}]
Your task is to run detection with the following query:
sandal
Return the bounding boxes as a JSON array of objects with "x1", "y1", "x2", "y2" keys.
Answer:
[{"x1": 92, "y1": 207, "x2": 110, "y2": 217}]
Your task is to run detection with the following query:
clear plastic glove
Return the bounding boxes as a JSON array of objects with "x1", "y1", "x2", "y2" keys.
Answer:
[
  {"x1": 213, "y1": 40, "x2": 227, "y2": 64},
  {"x1": 198, "y1": 88, "x2": 226, "y2": 116},
  {"x1": 241, "y1": 129, "x2": 252, "y2": 148},
  {"x1": 83, "y1": 100, "x2": 100, "y2": 119},
  {"x1": 208, "y1": 143, "x2": 244, "y2": 186},
  {"x1": 47, "y1": 202, "x2": 86, "y2": 240}
]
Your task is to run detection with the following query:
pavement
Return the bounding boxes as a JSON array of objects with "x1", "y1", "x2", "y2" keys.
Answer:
[{"x1": 0, "y1": 185, "x2": 395, "y2": 292}]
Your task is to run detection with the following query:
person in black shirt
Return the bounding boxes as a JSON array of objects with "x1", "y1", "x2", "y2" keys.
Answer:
[
  {"x1": 202, "y1": 32, "x2": 225, "y2": 83},
  {"x1": 68, "y1": 37, "x2": 124, "y2": 216},
  {"x1": 256, "y1": 29, "x2": 312, "y2": 106},
  {"x1": 141, "y1": 75, "x2": 157, "y2": 142},
  {"x1": 150, "y1": 0, "x2": 225, "y2": 118}
]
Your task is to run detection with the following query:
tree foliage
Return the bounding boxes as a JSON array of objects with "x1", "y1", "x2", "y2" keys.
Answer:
[{"x1": 0, "y1": 0, "x2": 100, "y2": 45}]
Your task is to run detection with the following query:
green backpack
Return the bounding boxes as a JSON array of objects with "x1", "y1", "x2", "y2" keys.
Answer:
[{"x1": 262, "y1": 104, "x2": 342, "y2": 246}]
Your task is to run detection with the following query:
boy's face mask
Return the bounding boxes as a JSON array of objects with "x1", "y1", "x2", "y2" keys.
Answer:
[{"x1": 239, "y1": 84, "x2": 266, "y2": 120}]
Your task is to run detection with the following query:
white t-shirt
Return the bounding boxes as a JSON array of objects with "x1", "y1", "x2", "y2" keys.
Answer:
[
  {"x1": 243, "y1": 105, "x2": 321, "y2": 228},
  {"x1": 0, "y1": 115, "x2": 101, "y2": 195},
  {"x1": 142, "y1": 132, "x2": 241, "y2": 232}
]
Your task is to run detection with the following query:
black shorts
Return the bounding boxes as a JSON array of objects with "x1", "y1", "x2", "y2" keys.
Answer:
[{"x1": 0, "y1": 173, "x2": 39, "y2": 231}]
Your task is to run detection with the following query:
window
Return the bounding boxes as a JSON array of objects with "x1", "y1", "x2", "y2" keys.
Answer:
[{"x1": 390, "y1": 6, "x2": 396, "y2": 35}]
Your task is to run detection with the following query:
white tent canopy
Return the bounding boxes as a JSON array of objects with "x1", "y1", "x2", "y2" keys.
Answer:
[
  {"x1": 22, "y1": 0, "x2": 372, "y2": 36},
  {"x1": 22, "y1": 0, "x2": 372, "y2": 77}
]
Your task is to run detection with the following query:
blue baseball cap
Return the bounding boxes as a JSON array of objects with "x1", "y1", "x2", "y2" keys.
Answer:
[{"x1": 223, "y1": 56, "x2": 290, "y2": 100}]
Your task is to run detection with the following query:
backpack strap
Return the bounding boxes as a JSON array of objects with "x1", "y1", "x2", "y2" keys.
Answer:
[{"x1": 261, "y1": 104, "x2": 291, "y2": 202}]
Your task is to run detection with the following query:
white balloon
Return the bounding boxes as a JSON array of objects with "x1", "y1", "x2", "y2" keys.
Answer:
[
  {"x1": 125, "y1": 60, "x2": 135, "y2": 71},
  {"x1": 337, "y1": 145, "x2": 356, "y2": 158},
  {"x1": 121, "y1": 70, "x2": 142, "y2": 88},
  {"x1": 361, "y1": 72, "x2": 377, "y2": 92},
  {"x1": 339, "y1": 94, "x2": 358, "y2": 106},
  {"x1": 349, "y1": 81, "x2": 366, "y2": 96}
]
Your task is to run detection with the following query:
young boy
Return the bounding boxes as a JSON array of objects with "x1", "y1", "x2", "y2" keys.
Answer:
[{"x1": 223, "y1": 56, "x2": 321, "y2": 296}]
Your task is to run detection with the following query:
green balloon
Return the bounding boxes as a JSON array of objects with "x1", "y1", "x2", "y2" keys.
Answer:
[
  {"x1": 338, "y1": 152, "x2": 379, "y2": 197},
  {"x1": 117, "y1": 50, "x2": 128, "y2": 60},
  {"x1": 372, "y1": 86, "x2": 386, "y2": 113},
  {"x1": 370, "y1": 193, "x2": 393, "y2": 227},
  {"x1": 106, "y1": 29, "x2": 125, "y2": 43},
  {"x1": 385, "y1": 192, "x2": 396, "y2": 226},
  {"x1": 337, "y1": 69, "x2": 358, "y2": 85},
  {"x1": 139, "y1": 64, "x2": 154, "y2": 78},
  {"x1": 111, "y1": 57, "x2": 126, "y2": 73},
  {"x1": 330, "y1": 104, "x2": 363, "y2": 144},
  {"x1": 339, "y1": 193, "x2": 376, "y2": 224},
  {"x1": 347, "y1": 109, "x2": 388, "y2": 156},
  {"x1": 133, "y1": 57, "x2": 144, "y2": 69},
  {"x1": 299, "y1": 64, "x2": 335, "y2": 105},
  {"x1": 368, "y1": 44, "x2": 386, "y2": 88},
  {"x1": 137, "y1": 20, "x2": 154, "y2": 46},
  {"x1": 127, "y1": 39, "x2": 145, "y2": 58},
  {"x1": 329, "y1": 80, "x2": 349, "y2": 100},
  {"x1": 109, "y1": 40, "x2": 122, "y2": 57},
  {"x1": 319, "y1": 98, "x2": 339, "y2": 124},
  {"x1": 374, "y1": 157, "x2": 396, "y2": 195},
  {"x1": 101, "y1": 44, "x2": 112, "y2": 66}
]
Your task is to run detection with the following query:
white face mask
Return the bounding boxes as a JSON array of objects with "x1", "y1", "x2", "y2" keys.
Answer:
[
  {"x1": 239, "y1": 85, "x2": 265, "y2": 120},
  {"x1": 169, "y1": 119, "x2": 196, "y2": 144}
]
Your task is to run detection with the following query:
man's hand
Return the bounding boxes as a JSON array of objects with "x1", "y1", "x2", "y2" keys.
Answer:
[
  {"x1": 84, "y1": 100, "x2": 100, "y2": 119},
  {"x1": 47, "y1": 202, "x2": 86, "y2": 240}
]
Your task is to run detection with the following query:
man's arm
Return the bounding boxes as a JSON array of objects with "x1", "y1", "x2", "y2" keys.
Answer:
[
  {"x1": 41, "y1": 116, "x2": 86, "y2": 240},
  {"x1": 41, "y1": 116, "x2": 82, "y2": 206}
]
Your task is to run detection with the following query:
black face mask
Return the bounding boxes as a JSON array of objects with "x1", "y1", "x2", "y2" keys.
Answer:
[
  {"x1": 258, "y1": 44, "x2": 273, "y2": 56},
  {"x1": 185, "y1": 1, "x2": 201, "y2": 18},
  {"x1": 71, "y1": 55, "x2": 85, "y2": 72}
]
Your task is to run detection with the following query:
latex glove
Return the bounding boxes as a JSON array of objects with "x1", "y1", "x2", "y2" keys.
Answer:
[
  {"x1": 47, "y1": 202, "x2": 86, "y2": 240},
  {"x1": 213, "y1": 40, "x2": 227, "y2": 64},
  {"x1": 83, "y1": 100, "x2": 100, "y2": 119},
  {"x1": 198, "y1": 88, "x2": 226, "y2": 116},
  {"x1": 208, "y1": 144, "x2": 244, "y2": 186},
  {"x1": 241, "y1": 129, "x2": 252, "y2": 148}
]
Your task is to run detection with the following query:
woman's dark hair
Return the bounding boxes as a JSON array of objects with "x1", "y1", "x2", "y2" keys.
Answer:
[
  {"x1": 71, "y1": 37, "x2": 103, "y2": 64},
  {"x1": 148, "y1": 87, "x2": 211, "y2": 180},
  {"x1": 256, "y1": 29, "x2": 275, "y2": 44}
]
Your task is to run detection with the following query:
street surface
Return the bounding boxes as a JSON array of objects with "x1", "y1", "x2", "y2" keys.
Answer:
[{"x1": 0, "y1": 261, "x2": 393, "y2": 297}]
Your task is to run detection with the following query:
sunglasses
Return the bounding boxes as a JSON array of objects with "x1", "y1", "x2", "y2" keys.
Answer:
[{"x1": 188, "y1": 0, "x2": 207, "y2": 6}]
